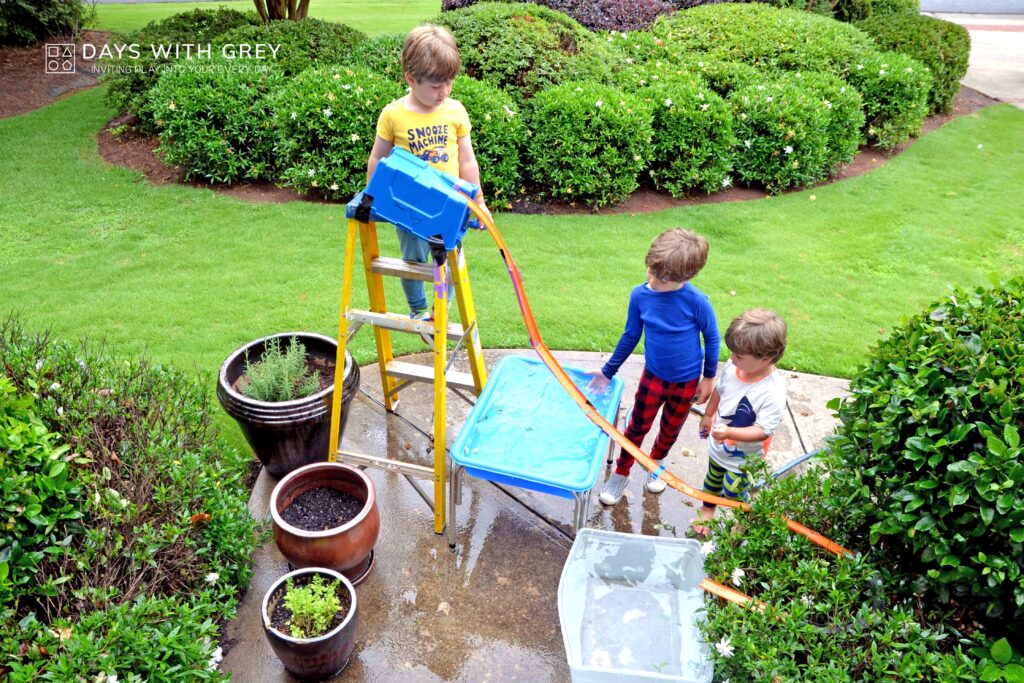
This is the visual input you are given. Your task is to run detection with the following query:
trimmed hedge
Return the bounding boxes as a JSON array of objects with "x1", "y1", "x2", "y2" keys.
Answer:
[
  {"x1": 213, "y1": 17, "x2": 367, "y2": 77},
  {"x1": 452, "y1": 76, "x2": 528, "y2": 208},
  {"x1": 147, "y1": 58, "x2": 285, "y2": 183},
  {"x1": 870, "y1": 0, "x2": 920, "y2": 17},
  {"x1": 844, "y1": 49, "x2": 931, "y2": 148},
  {"x1": 343, "y1": 32, "x2": 405, "y2": 80},
  {"x1": 443, "y1": 0, "x2": 676, "y2": 31},
  {"x1": 435, "y1": 2, "x2": 621, "y2": 96},
  {"x1": 783, "y1": 70, "x2": 865, "y2": 171},
  {"x1": 525, "y1": 81, "x2": 653, "y2": 207},
  {"x1": 830, "y1": 277, "x2": 1024, "y2": 623},
  {"x1": 275, "y1": 65, "x2": 404, "y2": 200},
  {"x1": 857, "y1": 13, "x2": 970, "y2": 113}
]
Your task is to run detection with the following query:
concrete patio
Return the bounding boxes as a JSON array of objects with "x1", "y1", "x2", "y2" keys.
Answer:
[{"x1": 220, "y1": 348, "x2": 848, "y2": 682}]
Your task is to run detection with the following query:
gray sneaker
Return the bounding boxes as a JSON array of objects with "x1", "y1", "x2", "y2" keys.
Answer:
[
  {"x1": 599, "y1": 472, "x2": 629, "y2": 506},
  {"x1": 645, "y1": 472, "x2": 667, "y2": 494},
  {"x1": 411, "y1": 310, "x2": 433, "y2": 346}
]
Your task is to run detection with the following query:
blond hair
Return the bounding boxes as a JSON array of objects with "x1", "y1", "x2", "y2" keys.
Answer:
[
  {"x1": 402, "y1": 24, "x2": 461, "y2": 82},
  {"x1": 645, "y1": 229, "x2": 708, "y2": 283},
  {"x1": 725, "y1": 309, "x2": 787, "y2": 363}
]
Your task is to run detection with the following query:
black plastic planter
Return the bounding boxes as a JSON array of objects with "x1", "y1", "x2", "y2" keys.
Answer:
[{"x1": 217, "y1": 332, "x2": 359, "y2": 478}]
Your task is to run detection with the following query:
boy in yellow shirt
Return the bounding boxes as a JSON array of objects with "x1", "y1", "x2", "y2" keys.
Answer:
[{"x1": 366, "y1": 24, "x2": 491, "y2": 331}]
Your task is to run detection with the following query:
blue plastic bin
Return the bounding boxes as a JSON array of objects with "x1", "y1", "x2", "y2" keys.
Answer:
[{"x1": 356, "y1": 147, "x2": 480, "y2": 251}]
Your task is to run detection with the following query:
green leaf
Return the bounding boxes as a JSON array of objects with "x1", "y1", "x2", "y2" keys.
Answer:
[
  {"x1": 48, "y1": 461, "x2": 66, "y2": 478},
  {"x1": 915, "y1": 515, "x2": 937, "y2": 532},
  {"x1": 1011, "y1": 528, "x2": 1024, "y2": 543},
  {"x1": 1005, "y1": 424, "x2": 1020, "y2": 450},
  {"x1": 993, "y1": 637, "x2": 1013, "y2": 665},
  {"x1": 981, "y1": 664, "x2": 1003, "y2": 682},
  {"x1": 1004, "y1": 663, "x2": 1024, "y2": 683}
]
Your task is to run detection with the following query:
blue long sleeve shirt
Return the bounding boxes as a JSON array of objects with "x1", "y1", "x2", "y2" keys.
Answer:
[{"x1": 601, "y1": 282, "x2": 720, "y2": 383}]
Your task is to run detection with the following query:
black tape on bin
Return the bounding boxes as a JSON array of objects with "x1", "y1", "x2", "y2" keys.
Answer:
[
  {"x1": 428, "y1": 235, "x2": 448, "y2": 268},
  {"x1": 354, "y1": 192, "x2": 374, "y2": 224}
]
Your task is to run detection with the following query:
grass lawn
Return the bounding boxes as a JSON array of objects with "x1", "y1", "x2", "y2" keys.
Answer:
[
  {"x1": 91, "y1": 0, "x2": 443, "y2": 35},
  {"x1": 3, "y1": 85, "x2": 1023, "y2": 383}
]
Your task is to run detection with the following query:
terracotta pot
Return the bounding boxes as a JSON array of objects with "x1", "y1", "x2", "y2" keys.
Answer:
[
  {"x1": 271, "y1": 462, "x2": 380, "y2": 585},
  {"x1": 262, "y1": 567, "x2": 358, "y2": 680},
  {"x1": 217, "y1": 332, "x2": 360, "y2": 478}
]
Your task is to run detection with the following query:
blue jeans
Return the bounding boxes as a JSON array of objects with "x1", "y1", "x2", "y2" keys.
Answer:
[{"x1": 396, "y1": 227, "x2": 454, "y2": 315}]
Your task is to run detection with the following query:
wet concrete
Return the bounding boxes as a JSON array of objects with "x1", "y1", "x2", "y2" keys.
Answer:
[{"x1": 221, "y1": 349, "x2": 848, "y2": 682}]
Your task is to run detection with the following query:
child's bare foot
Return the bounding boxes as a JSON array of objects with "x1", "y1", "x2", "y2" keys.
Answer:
[{"x1": 691, "y1": 505, "x2": 716, "y2": 537}]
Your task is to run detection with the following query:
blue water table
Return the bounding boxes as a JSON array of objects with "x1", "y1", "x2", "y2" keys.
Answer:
[{"x1": 448, "y1": 356, "x2": 624, "y2": 541}]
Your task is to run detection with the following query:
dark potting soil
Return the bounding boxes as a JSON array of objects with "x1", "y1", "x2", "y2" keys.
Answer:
[
  {"x1": 269, "y1": 573, "x2": 352, "y2": 637},
  {"x1": 281, "y1": 487, "x2": 364, "y2": 531}
]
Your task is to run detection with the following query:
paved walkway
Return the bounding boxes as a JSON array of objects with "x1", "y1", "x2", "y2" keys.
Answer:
[
  {"x1": 929, "y1": 13, "x2": 1024, "y2": 109},
  {"x1": 221, "y1": 349, "x2": 848, "y2": 682}
]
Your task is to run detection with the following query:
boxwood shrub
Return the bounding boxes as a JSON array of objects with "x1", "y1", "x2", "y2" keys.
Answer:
[
  {"x1": 650, "y1": 3, "x2": 876, "y2": 74},
  {"x1": 525, "y1": 81, "x2": 653, "y2": 207},
  {"x1": 642, "y1": 80, "x2": 735, "y2": 196},
  {"x1": 343, "y1": 32, "x2": 405, "y2": 80},
  {"x1": 829, "y1": 277, "x2": 1024, "y2": 623},
  {"x1": 102, "y1": 8, "x2": 262, "y2": 129},
  {"x1": 783, "y1": 71, "x2": 865, "y2": 172},
  {"x1": 213, "y1": 17, "x2": 367, "y2": 77},
  {"x1": 435, "y1": 2, "x2": 621, "y2": 96},
  {"x1": 856, "y1": 13, "x2": 970, "y2": 113},
  {"x1": 729, "y1": 79, "x2": 830, "y2": 193},
  {"x1": 844, "y1": 49, "x2": 931, "y2": 148},
  {"x1": 0, "y1": 319, "x2": 259, "y2": 680},
  {"x1": 147, "y1": 58, "x2": 286, "y2": 183},
  {"x1": 870, "y1": 0, "x2": 920, "y2": 17},
  {"x1": 452, "y1": 76, "x2": 527, "y2": 208},
  {"x1": 683, "y1": 58, "x2": 762, "y2": 98},
  {"x1": 275, "y1": 65, "x2": 404, "y2": 200}
]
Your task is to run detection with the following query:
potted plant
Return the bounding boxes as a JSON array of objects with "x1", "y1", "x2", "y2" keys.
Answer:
[
  {"x1": 262, "y1": 567, "x2": 359, "y2": 680},
  {"x1": 271, "y1": 461, "x2": 380, "y2": 585},
  {"x1": 217, "y1": 332, "x2": 360, "y2": 478}
]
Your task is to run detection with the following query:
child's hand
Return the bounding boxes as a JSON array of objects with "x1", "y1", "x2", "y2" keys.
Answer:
[
  {"x1": 711, "y1": 423, "x2": 729, "y2": 442},
  {"x1": 699, "y1": 414, "x2": 713, "y2": 439},
  {"x1": 471, "y1": 197, "x2": 493, "y2": 228},
  {"x1": 585, "y1": 369, "x2": 610, "y2": 393},
  {"x1": 694, "y1": 376, "x2": 715, "y2": 405}
]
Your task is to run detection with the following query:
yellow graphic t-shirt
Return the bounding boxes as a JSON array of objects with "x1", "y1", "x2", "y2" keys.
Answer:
[{"x1": 375, "y1": 97, "x2": 471, "y2": 177}]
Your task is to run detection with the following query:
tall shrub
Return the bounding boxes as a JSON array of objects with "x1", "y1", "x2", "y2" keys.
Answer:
[
  {"x1": 525, "y1": 81, "x2": 654, "y2": 207},
  {"x1": 844, "y1": 49, "x2": 931, "y2": 148},
  {"x1": 782, "y1": 71, "x2": 865, "y2": 172},
  {"x1": 0, "y1": 0, "x2": 94, "y2": 45},
  {"x1": 829, "y1": 277, "x2": 1024, "y2": 623},
  {"x1": 344, "y1": 33, "x2": 405, "y2": 79},
  {"x1": 213, "y1": 18, "x2": 367, "y2": 77}
]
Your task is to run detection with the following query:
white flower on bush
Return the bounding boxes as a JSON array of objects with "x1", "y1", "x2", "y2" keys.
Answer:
[
  {"x1": 801, "y1": 595, "x2": 814, "y2": 607},
  {"x1": 205, "y1": 572, "x2": 219, "y2": 585},
  {"x1": 731, "y1": 567, "x2": 745, "y2": 586},
  {"x1": 625, "y1": 58, "x2": 633, "y2": 64},
  {"x1": 290, "y1": 112, "x2": 297, "y2": 120},
  {"x1": 35, "y1": 359, "x2": 44, "y2": 371},
  {"x1": 840, "y1": 86, "x2": 846, "y2": 94},
  {"x1": 209, "y1": 646, "x2": 224, "y2": 670},
  {"x1": 857, "y1": 64, "x2": 864, "y2": 70},
  {"x1": 765, "y1": 96, "x2": 773, "y2": 103},
  {"x1": 743, "y1": 139, "x2": 752, "y2": 149},
  {"x1": 57, "y1": 406, "x2": 64, "y2": 416},
  {"x1": 343, "y1": 83, "x2": 351, "y2": 90},
  {"x1": 330, "y1": 183, "x2": 339, "y2": 191},
  {"x1": 323, "y1": 107, "x2": 332, "y2": 118},
  {"x1": 722, "y1": 176, "x2": 732, "y2": 188},
  {"x1": 50, "y1": 382, "x2": 61, "y2": 391},
  {"x1": 715, "y1": 637, "x2": 735, "y2": 658},
  {"x1": 350, "y1": 133, "x2": 360, "y2": 142},
  {"x1": 756, "y1": 85, "x2": 765, "y2": 91},
  {"x1": 697, "y1": 91, "x2": 705, "y2": 100},
  {"x1": 595, "y1": 100, "x2": 603, "y2": 108},
  {"x1": 906, "y1": 67, "x2": 914, "y2": 73},
  {"x1": 307, "y1": 169, "x2": 315, "y2": 177},
  {"x1": 332, "y1": 73, "x2": 341, "y2": 80},
  {"x1": 824, "y1": 100, "x2": 832, "y2": 109},
  {"x1": 697, "y1": 61, "x2": 704, "y2": 67},
  {"x1": 784, "y1": 145, "x2": 793, "y2": 154},
  {"x1": 740, "y1": 113, "x2": 747, "y2": 120},
  {"x1": 701, "y1": 104, "x2": 709, "y2": 111},
  {"x1": 700, "y1": 539, "x2": 716, "y2": 557},
  {"x1": 664, "y1": 98, "x2": 673, "y2": 108},
  {"x1": 879, "y1": 69, "x2": 886, "y2": 76}
]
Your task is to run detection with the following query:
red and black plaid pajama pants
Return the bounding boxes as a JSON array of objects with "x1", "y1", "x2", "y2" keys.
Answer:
[{"x1": 614, "y1": 368, "x2": 699, "y2": 476}]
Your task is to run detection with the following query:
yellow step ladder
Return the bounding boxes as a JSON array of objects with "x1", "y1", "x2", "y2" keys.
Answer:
[{"x1": 327, "y1": 210, "x2": 487, "y2": 535}]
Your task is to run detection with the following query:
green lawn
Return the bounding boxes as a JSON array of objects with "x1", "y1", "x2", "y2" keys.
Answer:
[
  {"x1": 3, "y1": 86, "x2": 1023, "y2": 384},
  {"x1": 91, "y1": 0, "x2": 442, "y2": 35}
]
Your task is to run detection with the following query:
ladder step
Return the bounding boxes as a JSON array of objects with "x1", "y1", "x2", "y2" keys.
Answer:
[
  {"x1": 385, "y1": 360, "x2": 477, "y2": 392},
  {"x1": 370, "y1": 257, "x2": 434, "y2": 282},
  {"x1": 348, "y1": 309, "x2": 465, "y2": 341},
  {"x1": 337, "y1": 449, "x2": 435, "y2": 479}
]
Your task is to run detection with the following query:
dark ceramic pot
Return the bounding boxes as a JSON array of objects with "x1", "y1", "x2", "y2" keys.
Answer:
[
  {"x1": 262, "y1": 567, "x2": 358, "y2": 680},
  {"x1": 217, "y1": 332, "x2": 359, "y2": 478},
  {"x1": 271, "y1": 462, "x2": 380, "y2": 585}
]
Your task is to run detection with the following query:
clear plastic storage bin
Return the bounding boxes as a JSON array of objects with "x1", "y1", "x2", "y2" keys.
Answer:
[{"x1": 558, "y1": 529, "x2": 713, "y2": 683}]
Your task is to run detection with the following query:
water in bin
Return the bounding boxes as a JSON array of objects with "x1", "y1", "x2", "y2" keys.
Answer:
[{"x1": 558, "y1": 529, "x2": 713, "y2": 683}]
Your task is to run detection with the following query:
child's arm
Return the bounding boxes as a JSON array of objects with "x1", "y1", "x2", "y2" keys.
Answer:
[
  {"x1": 457, "y1": 134, "x2": 491, "y2": 222},
  {"x1": 366, "y1": 135, "x2": 394, "y2": 183},
  {"x1": 587, "y1": 289, "x2": 643, "y2": 390},
  {"x1": 695, "y1": 297, "x2": 721, "y2": 405},
  {"x1": 699, "y1": 388, "x2": 720, "y2": 438},
  {"x1": 711, "y1": 423, "x2": 768, "y2": 443}
]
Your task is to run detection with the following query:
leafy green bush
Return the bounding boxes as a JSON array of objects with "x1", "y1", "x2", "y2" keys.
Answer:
[
  {"x1": 695, "y1": 461, "x2": 980, "y2": 681},
  {"x1": 525, "y1": 81, "x2": 654, "y2": 207},
  {"x1": 283, "y1": 575, "x2": 343, "y2": 638},
  {"x1": 829, "y1": 277, "x2": 1024, "y2": 622},
  {"x1": 870, "y1": 0, "x2": 920, "y2": 17},
  {"x1": 213, "y1": 17, "x2": 367, "y2": 77},
  {"x1": 242, "y1": 336, "x2": 322, "y2": 402},
  {"x1": 783, "y1": 71, "x2": 865, "y2": 172},
  {"x1": 435, "y1": 2, "x2": 621, "y2": 96},
  {"x1": 343, "y1": 32, "x2": 405, "y2": 80},
  {"x1": 0, "y1": 0, "x2": 94, "y2": 45},
  {"x1": 833, "y1": 0, "x2": 872, "y2": 22},
  {"x1": 0, "y1": 319, "x2": 258, "y2": 680},
  {"x1": 147, "y1": 58, "x2": 285, "y2": 184},
  {"x1": 683, "y1": 59, "x2": 761, "y2": 98},
  {"x1": 729, "y1": 79, "x2": 830, "y2": 193},
  {"x1": 275, "y1": 65, "x2": 404, "y2": 200},
  {"x1": 856, "y1": 13, "x2": 969, "y2": 113},
  {"x1": 650, "y1": 3, "x2": 876, "y2": 74},
  {"x1": 102, "y1": 8, "x2": 262, "y2": 128},
  {"x1": 642, "y1": 80, "x2": 735, "y2": 196},
  {"x1": 452, "y1": 76, "x2": 528, "y2": 208},
  {"x1": 844, "y1": 49, "x2": 931, "y2": 148}
]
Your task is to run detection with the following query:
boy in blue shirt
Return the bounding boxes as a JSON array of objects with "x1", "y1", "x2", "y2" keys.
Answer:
[{"x1": 588, "y1": 229, "x2": 720, "y2": 505}]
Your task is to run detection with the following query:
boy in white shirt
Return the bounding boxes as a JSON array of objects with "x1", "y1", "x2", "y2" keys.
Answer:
[{"x1": 692, "y1": 309, "x2": 788, "y2": 535}]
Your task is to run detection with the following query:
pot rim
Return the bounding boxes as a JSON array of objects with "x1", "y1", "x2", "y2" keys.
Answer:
[
  {"x1": 218, "y1": 331, "x2": 351, "y2": 408},
  {"x1": 261, "y1": 567, "x2": 357, "y2": 643},
  {"x1": 270, "y1": 462, "x2": 376, "y2": 538}
]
